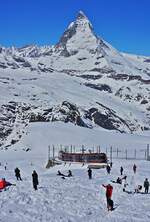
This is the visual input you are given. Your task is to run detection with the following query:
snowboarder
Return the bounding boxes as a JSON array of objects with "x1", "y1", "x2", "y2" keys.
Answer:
[
  {"x1": 88, "y1": 168, "x2": 92, "y2": 179},
  {"x1": 133, "y1": 164, "x2": 137, "y2": 174},
  {"x1": 102, "y1": 184, "x2": 113, "y2": 211},
  {"x1": 14, "y1": 167, "x2": 22, "y2": 181},
  {"x1": 32, "y1": 170, "x2": 39, "y2": 190},
  {"x1": 120, "y1": 166, "x2": 123, "y2": 176},
  {"x1": 106, "y1": 165, "x2": 111, "y2": 174},
  {"x1": 144, "y1": 178, "x2": 149, "y2": 194},
  {"x1": 68, "y1": 170, "x2": 73, "y2": 177}
]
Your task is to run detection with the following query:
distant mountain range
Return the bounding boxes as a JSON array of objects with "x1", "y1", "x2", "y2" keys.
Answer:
[{"x1": 0, "y1": 11, "x2": 150, "y2": 148}]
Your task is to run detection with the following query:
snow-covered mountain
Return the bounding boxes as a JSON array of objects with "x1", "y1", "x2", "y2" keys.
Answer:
[{"x1": 0, "y1": 11, "x2": 150, "y2": 148}]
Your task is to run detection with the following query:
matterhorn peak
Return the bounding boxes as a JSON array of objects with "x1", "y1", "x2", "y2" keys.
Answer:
[
  {"x1": 75, "y1": 10, "x2": 93, "y2": 29},
  {"x1": 76, "y1": 10, "x2": 89, "y2": 20}
]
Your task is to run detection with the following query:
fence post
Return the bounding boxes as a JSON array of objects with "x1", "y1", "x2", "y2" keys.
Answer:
[
  {"x1": 134, "y1": 149, "x2": 136, "y2": 159},
  {"x1": 145, "y1": 150, "x2": 147, "y2": 160},
  {"x1": 125, "y1": 149, "x2": 127, "y2": 160},
  {"x1": 98, "y1": 145, "x2": 101, "y2": 153},
  {"x1": 48, "y1": 145, "x2": 51, "y2": 160},
  {"x1": 147, "y1": 144, "x2": 149, "y2": 160},
  {"x1": 70, "y1": 145, "x2": 72, "y2": 153},
  {"x1": 117, "y1": 148, "x2": 119, "y2": 158},
  {"x1": 52, "y1": 145, "x2": 55, "y2": 161},
  {"x1": 110, "y1": 146, "x2": 112, "y2": 163}
]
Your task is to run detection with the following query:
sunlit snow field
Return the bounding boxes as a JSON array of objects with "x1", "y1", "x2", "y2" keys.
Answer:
[{"x1": 0, "y1": 122, "x2": 150, "y2": 222}]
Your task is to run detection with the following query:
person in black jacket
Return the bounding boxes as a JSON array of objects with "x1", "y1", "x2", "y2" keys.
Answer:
[
  {"x1": 144, "y1": 178, "x2": 149, "y2": 194},
  {"x1": 32, "y1": 170, "x2": 39, "y2": 190},
  {"x1": 88, "y1": 168, "x2": 92, "y2": 179},
  {"x1": 14, "y1": 167, "x2": 22, "y2": 181},
  {"x1": 106, "y1": 165, "x2": 111, "y2": 174},
  {"x1": 68, "y1": 170, "x2": 73, "y2": 177},
  {"x1": 120, "y1": 166, "x2": 123, "y2": 176}
]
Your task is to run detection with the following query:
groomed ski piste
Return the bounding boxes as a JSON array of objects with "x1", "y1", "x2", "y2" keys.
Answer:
[{"x1": 0, "y1": 122, "x2": 150, "y2": 222}]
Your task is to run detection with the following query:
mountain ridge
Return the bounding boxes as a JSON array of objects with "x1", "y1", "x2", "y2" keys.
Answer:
[{"x1": 0, "y1": 11, "x2": 150, "y2": 149}]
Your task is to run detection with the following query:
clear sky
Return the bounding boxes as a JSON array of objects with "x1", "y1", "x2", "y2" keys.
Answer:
[{"x1": 0, "y1": 0, "x2": 150, "y2": 56}]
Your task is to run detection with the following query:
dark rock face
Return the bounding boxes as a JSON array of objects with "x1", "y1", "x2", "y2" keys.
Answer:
[
  {"x1": 141, "y1": 99, "x2": 148, "y2": 104},
  {"x1": 29, "y1": 101, "x2": 89, "y2": 128},
  {"x1": 78, "y1": 74, "x2": 102, "y2": 80},
  {"x1": 0, "y1": 102, "x2": 31, "y2": 148},
  {"x1": 144, "y1": 59, "x2": 150, "y2": 63},
  {"x1": 85, "y1": 83, "x2": 112, "y2": 93},
  {"x1": 85, "y1": 103, "x2": 133, "y2": 133},
  {"x1": 109, "y1": 74, "x2": 150, "y2": 84},
  {"x1": 55, "y1": 21, "x2": 77, "y2": 57}
]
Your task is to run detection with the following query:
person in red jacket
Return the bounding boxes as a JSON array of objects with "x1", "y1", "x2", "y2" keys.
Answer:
[
  {"x1": 102, "y1": 184, "x2": 113, "y2": 210},
  {"x1": 0, "y1": 178, "x2": 14, "y2": 191}
]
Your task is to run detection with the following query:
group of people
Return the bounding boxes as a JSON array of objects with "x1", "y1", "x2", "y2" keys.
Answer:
[
  {"x1": 0, "y1": 166, "x2": 39, "y2": 191},
  {"x1": 1, "y1": 161, "x2": 150, "y2": 213},
  {"x1": 102, "y1": 163, "x2": 150, "y2": 211}
]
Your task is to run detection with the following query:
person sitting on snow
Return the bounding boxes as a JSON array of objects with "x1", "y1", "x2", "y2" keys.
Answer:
[
  {"x1": 57, "y1": 171, "x2": 65, "y2": 177},
  {"x1": 135, "y1": 185, "x2": 142, "y2": 193},
  {"x1": 0, "y1": 178, "x2": 15, "y2": 191},
  {"x1": 111, "y1": 177, "x2": 122, "y2": 184}
]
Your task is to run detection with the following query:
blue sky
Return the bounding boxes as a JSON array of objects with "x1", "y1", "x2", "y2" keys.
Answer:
[{"x1": 1, "y1": 0, "x2": 150, "y2": 55}]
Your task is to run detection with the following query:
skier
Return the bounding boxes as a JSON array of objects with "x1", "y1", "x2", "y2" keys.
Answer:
[
  {"x1": 133, "y1": 164, "x2": 137, "y2": 174},
  {"x1": 144, "y1": 178, "x2": 149, "y2": 194},
  {"x1": 32, "y1": 170, "x2": 39, "y2": 190},
  {"x1": 102, "y1": 184, "x2": 113, "y2": 211},
  {"x1": 120, "y1": 166, "x2": 123, "y2": 176},
  {"x1": 88, "y1": 168, "x2": 92, "y2": 179},
  {"x1": 14, "y1": 167, "x2": 22, "y2": 181},
  {"x1": 106, "y1": 165, "x2": 111, "y2": 174}
]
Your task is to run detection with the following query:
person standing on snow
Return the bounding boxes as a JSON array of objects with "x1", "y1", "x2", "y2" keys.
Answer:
[
  {"x1": 102, "y1": 184, "x2": 113, "y2": 211},
  {"x1": 88, "y1": 168, "x2": 92, "y2": 179},
  {"x1": 120, "y1": 166, "x2": 123, "y2": 176},
  {"x1": 68, "y1": 170, "x2": 73, "y2": 177},
  {"x1": 106, "y1": 165, "x2": 111, "y2": 174},
  {"x1": 32, "y1": 170, "x2": 39, "y2": 190},
  {"x1": 144, "y1": 178, "x2": 149, "y2": 194},
  {"x1": 14, "y1": 167, "x2": 22, "y2": 181},
  {"x1": 133, "y1": 164, "x2": 137, "y2": 174}
]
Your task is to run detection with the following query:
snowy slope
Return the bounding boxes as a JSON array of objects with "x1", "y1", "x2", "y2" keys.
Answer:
[{"x1": 0, "y1": 122, "x2": 150, "y2": 222}]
